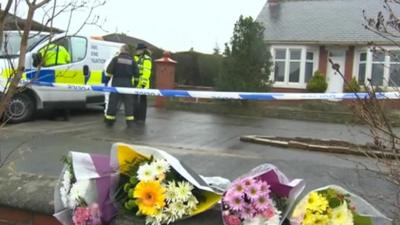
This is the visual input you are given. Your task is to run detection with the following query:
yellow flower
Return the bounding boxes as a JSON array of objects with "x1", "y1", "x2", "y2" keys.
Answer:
[
  {"x1": 303, "y1": 212, "x2": 316, "y2": 225},
  {"x1": 302, "y1": 212, "x2": 329, "y2": 225},
  {"x1": 306, "y1": 192, "x2": 329, "y2": 213},
  {"x1": 329, "y1": 201, "x2": 353, "y2": 225},
  {"x1": 313, "y1": 214, "x2": 329, "y2": 225},
  {"x1": 134, "y1": 181, "x2": 166, "y2": 216}
]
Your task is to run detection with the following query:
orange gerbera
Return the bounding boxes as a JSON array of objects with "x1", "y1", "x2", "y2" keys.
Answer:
[{"x1": 134, "y1": 181, "x2": 166, "y2": 216}]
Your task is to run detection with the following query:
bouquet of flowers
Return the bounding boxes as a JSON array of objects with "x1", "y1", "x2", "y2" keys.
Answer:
[
  {"x1": 54, "y1": 152, "x2": 117, "y2": 225},
  {"x1": 110, "y1": 143, "x2": 222, "y2": 225},
  {"x1": 290, "y1": 185, "x2": 390, "y2": 225},
  {"x1": 222, "y1": 164, "x2": 305, "y2": 225}
]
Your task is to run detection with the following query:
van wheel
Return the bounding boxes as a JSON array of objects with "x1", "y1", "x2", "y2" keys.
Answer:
[{"x1": 5, "y1": 93, "x2": 35, "y2": 123}]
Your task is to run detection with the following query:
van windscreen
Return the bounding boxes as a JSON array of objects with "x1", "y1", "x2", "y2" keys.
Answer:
[{"x1": 0, "y1": 32, "x2": 48, "y2": 57}]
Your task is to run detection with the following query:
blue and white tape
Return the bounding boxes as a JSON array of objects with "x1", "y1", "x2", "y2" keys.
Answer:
[{"x1": 30, "y1": 81, "x2": 400, "y2": 101}]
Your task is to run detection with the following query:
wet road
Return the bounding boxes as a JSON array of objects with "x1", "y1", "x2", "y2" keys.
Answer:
[{"x1": 0, "y1": 107, "x2": 396, "y2": 221}]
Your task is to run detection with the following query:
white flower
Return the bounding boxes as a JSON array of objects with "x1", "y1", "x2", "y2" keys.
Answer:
[
  {"x1": 243, "y1": 215, "x2": 266, "y2": 225},
  {"x1": 176, "y1": 182, "x2": 193, "y2": 202},
  {"x1": 137, "y1": 163, "x2": 158, "y2": 181},
  {"x1": 60, "y1": 187, "x2": 69, "y2": 207},
  {"x1": 68, "y1": 180, "x2": 96, "y2": 209},
  {"x1": 165, "y1": 184, "x2": 179, "y2": 203},
  {"x1": 60, "y1": 169, "x2": 72, "y2": 208},
  {"x1": 265, "y1": 214, "x2": 280, "y2": 225},
  {"x1": 242, "y1": 213, "x2": 280, "y2": 225},
  {"x1": 62, "y1": 170, "x2": 72, "y2": 190},
  {"x1": 187, "y1": 195, "x2": 199, "y2": 211},
  {"x1": 330, "y1": 201, "x2": 354, "y2": 225},
  {"x1": 152, "y1": 159, "x2": 170, "y2": 175},
  {"x1": 162, "y1": 210, "x2": 179, "y2": 224},
  {"x1": 166, "y1": 201, "x2": 187, "y2": 219},
  {"x1": 146, "y1": 211, "x2": 165, "y2": 225}
]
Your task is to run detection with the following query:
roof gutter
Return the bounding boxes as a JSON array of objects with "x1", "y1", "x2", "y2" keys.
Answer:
[{"x1": 265, "y1": 40, "x2": 398, "y2": 46}]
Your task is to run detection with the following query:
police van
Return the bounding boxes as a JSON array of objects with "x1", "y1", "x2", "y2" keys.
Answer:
[{"x1": 0, "y1": 31, "x2": 123, "y2": 123}]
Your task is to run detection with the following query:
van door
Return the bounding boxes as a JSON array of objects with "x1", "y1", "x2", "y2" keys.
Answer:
[{"x1": 29, "y1": 36, "x2": 89, "y2": 108}]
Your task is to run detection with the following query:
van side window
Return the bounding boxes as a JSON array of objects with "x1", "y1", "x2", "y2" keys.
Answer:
[
  {"x1": 38, "y1": 37, "x2": 70, "y2": 67},
  {"x1": 37, "y1": 36, "x2": 87, "y2": 67},
  {"x1": 70, "y1": 37, "x2": 87, "y2": 62}
]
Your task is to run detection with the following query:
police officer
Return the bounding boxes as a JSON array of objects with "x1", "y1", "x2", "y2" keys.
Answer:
[
  {"x1": 39, "y1": 42, "x2": 71, "y2": 67},
  {"x1": 104, "y1": 45, "x2": 139, "y2": 128},
  {"x1": 133, "y1": 43, "x2": 152, "y2": 124},
  {"x1": 38, "y1": 41, "x2": 71, "y2": 121}
]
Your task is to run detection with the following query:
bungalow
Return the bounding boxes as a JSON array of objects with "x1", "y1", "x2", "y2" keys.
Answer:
[{"x1": 256, "y1": 0, "x2": 399, "y2": 92}]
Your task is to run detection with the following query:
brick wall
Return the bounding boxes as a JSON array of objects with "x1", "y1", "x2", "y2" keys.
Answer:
[
  {"x1": 0, "y1": 206, "x2": 61, "y2": 225},
  {"x1": 344, "y1": 46, "x2": 355, "y2": 83},
  {"x1": 271, "y1": 87, "x2": 306, "y2": 93},
  {"x1": 318, "y1": 46, "x2": 328, "y2": 75}
]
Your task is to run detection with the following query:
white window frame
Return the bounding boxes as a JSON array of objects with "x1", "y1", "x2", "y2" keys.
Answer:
[
  {"x1": 353, "y1": 46, "x2": 400, "y2": 89},
  {"x1": 271, "y1": 45, "x2": 319, "y2": 89}
]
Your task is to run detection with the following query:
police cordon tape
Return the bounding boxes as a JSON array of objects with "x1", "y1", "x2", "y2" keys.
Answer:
[{"x1": 30, "y1": 81, "x2": 400, "y2": 101}]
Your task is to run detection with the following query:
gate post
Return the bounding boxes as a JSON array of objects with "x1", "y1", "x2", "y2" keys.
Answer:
[{"x1": 154, "y1": 51, "x2": 177, "y2": 108}]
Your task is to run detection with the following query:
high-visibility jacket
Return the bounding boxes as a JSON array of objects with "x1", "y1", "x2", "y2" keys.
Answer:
[
  {"x1": 39, "y1": 43, "x2": 71, "y2": 67},
  {"x1": 134, "y1": 54, "x2": 152, "y2": 89}
]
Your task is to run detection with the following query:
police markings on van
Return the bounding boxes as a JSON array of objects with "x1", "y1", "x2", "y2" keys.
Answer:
[{"x1": 67, "y1": 84, "x2": 91, "y2": 92}]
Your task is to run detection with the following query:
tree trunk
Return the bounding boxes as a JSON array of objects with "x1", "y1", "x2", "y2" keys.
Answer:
[
  {"x1": 0, "y1": 0, "x2": 13, "y2": 50},
  {"x1": 0, "y1": 5, "x2": 35, "y2": 120}
]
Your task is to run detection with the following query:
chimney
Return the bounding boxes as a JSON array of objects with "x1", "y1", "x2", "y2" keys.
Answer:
[{"x1": 268, "y1": 0, "x2": 279, "y2": 5}]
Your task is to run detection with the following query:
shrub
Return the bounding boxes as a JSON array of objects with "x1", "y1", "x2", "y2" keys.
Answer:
[
  {"x1": 216, "y1": 16, "x2": 272, "y2": 92},
  {"x1": 344, "y1": 77, "x2": 361, "y2": 93},
  {"x1": 306, "y1": 71, "x2": 328, "y2": 93}
]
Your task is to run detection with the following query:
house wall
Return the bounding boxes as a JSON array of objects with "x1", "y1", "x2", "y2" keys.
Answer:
[
  {"x1": 318, "y1": 46, "x2": 328, "y2": 76},
  {"x1": 271, "y1": 45, "x2": 357, "y2": 93},
  {"x1": 344, "y1": 46, "x2": 355, "y2": 84},
  {"x1": 271, "y1": 87, "x2": 306, "y2": 93}
]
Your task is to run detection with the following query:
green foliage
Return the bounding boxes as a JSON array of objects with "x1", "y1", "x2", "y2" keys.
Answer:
[
  {"x1": 216, "y1": 16, "x2": 272, "y2": 92},
  {"x1": 319, "y1": 189, "x2": 346, "y2": 209},
  {"x1": 271, "y1": 193, "x2": 288, "y2": 211},
  {"x1": 353, "y1": 213, "x2": 373, "y2": 225},
  {"x1": 344, "y1": 77, "x2": 361, "y2": 93},
  {"x1": 174, "y1": 51, "x2": 222, "y2": 86},
  {"x1": 306, "y1": 71, "x2": 328, "y2": 93},
  {"x1": 61, "y1": 155, "x2": 75, "y2": 183}
]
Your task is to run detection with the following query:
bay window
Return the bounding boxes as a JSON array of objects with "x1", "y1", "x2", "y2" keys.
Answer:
[
  {"x1": 305, "y1": 52, "x2": 314, "y2": 83},
  {"x1": 356, "y1": 49, "x2": 400, "y2": 87},
  {"x1": 272, "y1": 47, "x2": 318, "y2": 87},
  {"x1": 358, "y1": 53, "x2": 367, "y2": 85},
  {"x1": 371, "y1": 52, "x2": 385, "y2": 86},
  {"x1": 389, "y1": 51, "x2": 400, "y2": 87},
  {"x1": 274, "y1": 49, "x2": 286, "y2": 82}
]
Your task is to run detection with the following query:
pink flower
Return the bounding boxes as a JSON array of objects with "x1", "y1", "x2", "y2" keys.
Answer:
[
  {"x1": 231, "y1": 181, "x2": 246, "y2": 195},
  {"x1": 254, "y1": 194, "x2": 272, "y2": 211},
  {"x1": 72, "y1": 204, "x2": 102, "y2": 225},
  {"x1": 225, "y1": 193, "x2": 245, "y2": 212},
  {"x1": 223, "y1": 214, "x2": 241, "y2": 225},
  {"x1": 262, "y1": 207, "x2": 276, "y2": 220},
  {"x1": 88, "y1": 203, "x2": 102, "y2": 225},
  {"x1": 241, "y1": 178, "x2": 254, "y2": 191},
  {"x1": 246, "y1": 184, "x2": 260, "y2": 201},
  {"x1": 241, "y1": 205, "x2": 256, "y2": 220},
  {"x1": 73, "y1": 207, "x2": 91, "y2": 225},
  {"x1": 257, "y1": 180, "x2": 271, "y2": 195}
]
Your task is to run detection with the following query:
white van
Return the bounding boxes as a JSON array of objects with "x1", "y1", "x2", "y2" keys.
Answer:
[{"x1": 0, "y1": 31, "x2": 123, "y2": 123}]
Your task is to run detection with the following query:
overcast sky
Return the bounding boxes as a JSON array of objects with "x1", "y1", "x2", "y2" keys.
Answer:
[{"x1": 20, "y1": 0, "x2": 267, "y2": 53}]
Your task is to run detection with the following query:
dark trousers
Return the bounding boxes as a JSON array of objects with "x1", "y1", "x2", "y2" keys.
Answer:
[
  {"x1": 134, "y1": 95, "x2": 147, "y2": 122},
  {"x1": 106, "y1": 93, "x2": 134, "y2": 121}
]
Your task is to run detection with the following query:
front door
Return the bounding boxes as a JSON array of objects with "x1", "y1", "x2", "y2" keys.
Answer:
[{"x1": 326, "y1": 49, "x2": 346, "y2": 93}]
